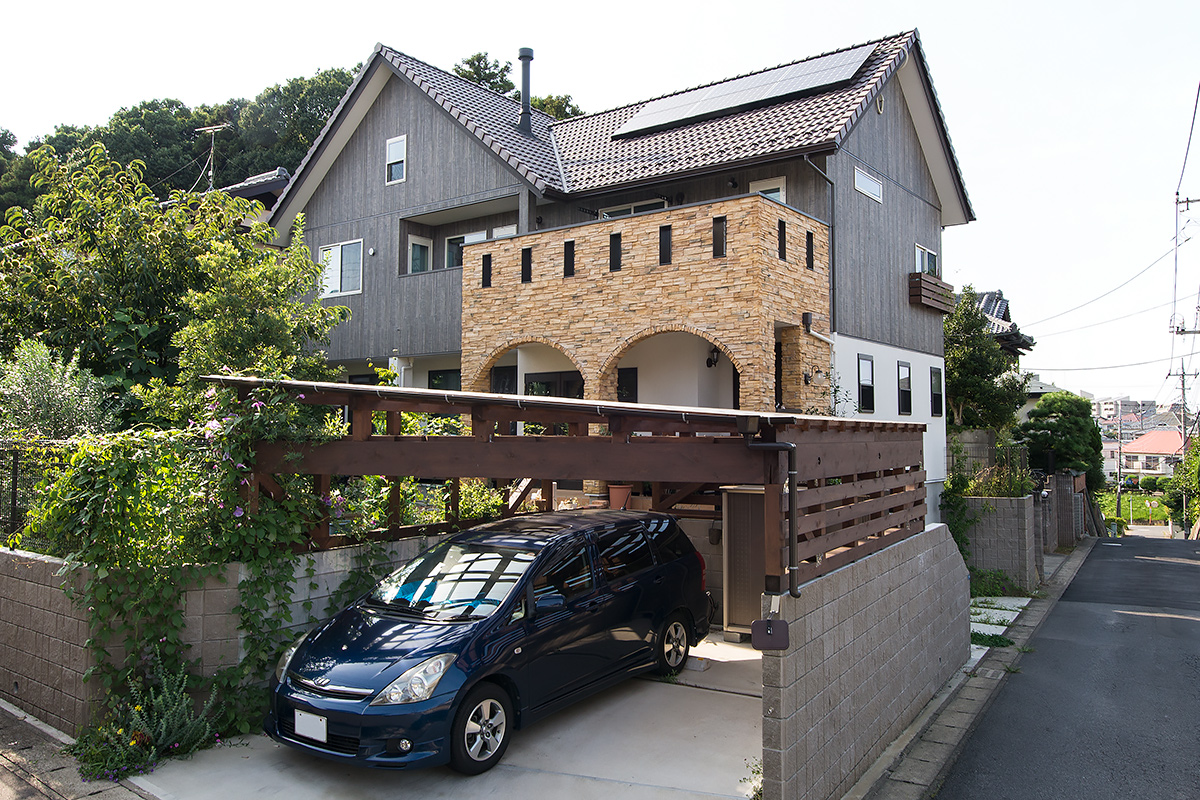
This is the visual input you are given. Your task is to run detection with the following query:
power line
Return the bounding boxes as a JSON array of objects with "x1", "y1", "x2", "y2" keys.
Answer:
[
  {"x1": 1034, "y1": 291, "x2": 1200, "y2": 338},
  {"x1": 1025, "y1": 238, "x2": 1191, "y2": 328},
  {"x1": 1180, "y1": 79, "x2": 1200, "y2": 193},
  {"x1": 1025, "y1": 349, "x2": 1200, "y2": 373}
]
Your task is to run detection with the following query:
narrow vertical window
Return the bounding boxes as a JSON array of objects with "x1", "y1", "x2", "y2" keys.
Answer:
[
  {"x1": 777, "y1": 220, "x2": 786, "y2": 260},
  {"x1": 659, "y1": 225, "x2": 672, "y2": 265},
  {"x1": 521, "y1": 247, "x2": 532, "y2": 283},
  {"x1": 898, "y1": 362, "x2": 912, "y2": 415},
  {"x1": 931, "y1": 367, "x2": 943, "y2": 417},
  {"x1": 386, "y1": 135, "x2": 407, "y2": 184},
  {"x1": 609, "y1": 232, "x2": 622, "y2": 271},
  {"x1": 564, "y1": 240, "x2": 575, "y2": 277},
  {"x1": 858, "y1": 354, "x2": 875, "y2": 413},
  {"x1": 481, "y1": 254, "x2": 492, "y2": 288},
  {"x1": 806, "y1": 230, "x2": 814, "y2": 270},
  {"x1": 712, "y1": 216, "x2": 727, "y2": 258}
]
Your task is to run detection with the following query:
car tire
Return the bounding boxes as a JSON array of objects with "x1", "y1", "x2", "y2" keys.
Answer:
[
  {"x1": 655, "y1": 612, "x2": 690, "y2": 675},
  {"x1": 449, "y1": 683, "x2": 513, "y2": 774}
]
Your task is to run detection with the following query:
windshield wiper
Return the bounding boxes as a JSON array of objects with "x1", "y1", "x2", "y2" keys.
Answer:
[{"x1": 364, "y1": 596, "x2": 429, "y2": 617}]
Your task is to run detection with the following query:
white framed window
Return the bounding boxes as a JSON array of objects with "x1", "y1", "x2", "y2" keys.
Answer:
[
  {"x1": 749, "y1": 176, "x2": 786, "y2": 203},
  {"x1": 446, "y1": 231, "x2": 486, "y2": 269},
  {"x1": 916, "y1": 244, "x2": 939, "y2": 278},
  {"x1": 386, "y1": 135, "x2": 407, "y2": 184},
  {"x1": 857, "y1": 354, "x2": 875, "y2": 413},
  {"x1": 318, "y1": 240, "x2": 363, "y2": 297},
  {"x1": 491, "y1": 224, "x2": 517, "y2": 238},
  {"x1": 854, "y1": 167, "x2": 883, "y2": 203},
  {"x1": 599, "y1": 199, "x2": 666, "y2": 219},
  {"x1": 897, "y1": 362, "x2": 912, "y2": 415},
  {"x1": 408, "y1": 235, "x2": 432, "y2": 274}
]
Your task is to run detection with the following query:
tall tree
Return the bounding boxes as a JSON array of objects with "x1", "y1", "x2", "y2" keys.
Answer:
[
  {"x1": 1016, "y1": 391, "x2": 1105, "y2": 490},
  {"x1": 943, "y1": 286, "x2": 1027, "y2": 429},
  {"x1": 453, "y1": 52, "x2": 515, "y2": 95}
]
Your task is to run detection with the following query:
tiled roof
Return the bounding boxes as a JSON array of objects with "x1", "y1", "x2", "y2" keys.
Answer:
[
  {"x1": 378, "y1": 47, "x2": 562, "y2": 194},
  {"x1": 550, "y1": 32, "x2": 916, "y2": 193},
  {"x1": 1125, "y1": 430, "x2": 1183, "y2": 456}
]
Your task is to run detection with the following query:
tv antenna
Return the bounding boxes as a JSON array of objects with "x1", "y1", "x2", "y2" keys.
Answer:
[{"x1": 195, "y1": 123, "x2": 230, "y2": 191}]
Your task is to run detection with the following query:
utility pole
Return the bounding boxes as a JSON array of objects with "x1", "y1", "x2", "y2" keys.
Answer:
[
  {"x1": 1116, "y1": 412, "x2": 1123, "y2": 523},
  {"x1": 195, "y1": 123, "x2": 230, "y2": 192},
  {"x1": 1166, "y1": 361, "x2": 1196, "y2": 536}
]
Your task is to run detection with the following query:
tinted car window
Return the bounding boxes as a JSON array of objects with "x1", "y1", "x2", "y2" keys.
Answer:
[
  {"x1": 596, "y1": 526, "x2": 656, "y2": 581},
  {"x1": 533, "y1": 544, "x2": 593, "y2": 601},
  {"x1": 644, "y1": 518, "x2": 694, "y2": 562}
]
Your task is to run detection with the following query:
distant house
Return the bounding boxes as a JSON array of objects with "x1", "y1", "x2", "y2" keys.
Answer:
[
  {"x1": 976, "y1": 290, "x2": 1034, "y2": 357},
  {"x1": 1121, "y1": 430, "x2": 1183, "y2": 478},
  {"x1": 1018, "y1": 373, "x2": 1066, "y2": 422},
  {"x1": 268, "y1": 30, "x2": 973, "y2": 510}
]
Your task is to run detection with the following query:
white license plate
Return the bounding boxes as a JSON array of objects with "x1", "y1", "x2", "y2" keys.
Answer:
[{"x1": 294, "y1": 709, "x2": 328, "y2": 743}]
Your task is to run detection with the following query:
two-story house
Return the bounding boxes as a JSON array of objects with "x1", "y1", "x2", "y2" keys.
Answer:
[{"x1": 268, "y1": 30, "x2": 973, "y2": 510}]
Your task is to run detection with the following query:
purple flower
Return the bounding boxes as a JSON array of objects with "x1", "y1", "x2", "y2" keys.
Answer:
[
  {"x1": 233, "y1": 506, "x2": 244, "y2": 517},
  {"x1": 297, "y1": 394, "x2": 306, "y2": 399}
]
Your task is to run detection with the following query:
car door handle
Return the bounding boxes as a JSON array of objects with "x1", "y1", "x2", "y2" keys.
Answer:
[{"x1": 653, "y1": 575, "x2": 664, "y2": 585}]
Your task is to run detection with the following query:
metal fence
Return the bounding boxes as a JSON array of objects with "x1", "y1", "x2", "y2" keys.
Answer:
[{"x1": 0, "y1": 440, "x2": 70, "y2": 550}]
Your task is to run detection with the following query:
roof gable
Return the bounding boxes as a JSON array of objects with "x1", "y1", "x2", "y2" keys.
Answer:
[{"x1": 1125, "y1": 430, "x2": 1183, "y2": 456}]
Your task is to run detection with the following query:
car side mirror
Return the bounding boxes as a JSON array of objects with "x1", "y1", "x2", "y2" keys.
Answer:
[{"x1": 535, "y1": 593, "x2": 566, "y2": 614}]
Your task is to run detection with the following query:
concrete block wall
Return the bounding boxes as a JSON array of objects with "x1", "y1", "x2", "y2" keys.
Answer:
[
  {"x1": 964, "y1": 496, "x2": 1039, "y2": 589},
  {"x1": 760, "y1": 524, "x2": 969, "y2": 800},
  {"x1": 2, "y1": 537, "x2": 442, "y2": 734},
  {"x1": 0, "y1": 549, "x2": 94, "y2": 734}
]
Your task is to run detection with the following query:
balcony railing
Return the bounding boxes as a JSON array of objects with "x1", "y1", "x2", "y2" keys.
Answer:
[{"x1": 908, "y1": 271, "x2": 955, "y2": 314}]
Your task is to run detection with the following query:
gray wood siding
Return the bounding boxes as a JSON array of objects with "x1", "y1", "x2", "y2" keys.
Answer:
[
  {"x1": 303, "y1": 72, "x2": 525, "y2": 360},
  {"x1": 830, "y1": 76, "x2": 944, "y2": 356}
]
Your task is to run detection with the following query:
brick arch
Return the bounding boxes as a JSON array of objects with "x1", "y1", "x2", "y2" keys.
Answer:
[
  {"x1": 463, "y1": 336, "x2": 585, "y2": 393},
  {"x1": 598, "y1": 323, "x2": 748, "y2": 381}
]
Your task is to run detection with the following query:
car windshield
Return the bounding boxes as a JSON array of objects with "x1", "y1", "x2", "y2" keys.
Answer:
[{"x1": 368, "y1": 542, "x2": 536, "y2": 621}]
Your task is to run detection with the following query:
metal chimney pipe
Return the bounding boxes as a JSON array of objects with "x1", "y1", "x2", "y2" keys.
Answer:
[{"x1": 518, "y1": 48, "x2": 533, "y2": 134}]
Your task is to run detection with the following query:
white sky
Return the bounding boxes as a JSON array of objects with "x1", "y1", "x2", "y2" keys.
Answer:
[{"x1": 3, "y1": 0, "x2": 1199, "y2": 409}]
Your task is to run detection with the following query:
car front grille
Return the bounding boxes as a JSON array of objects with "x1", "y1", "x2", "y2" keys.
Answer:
[{"x1": 280, "y1": 713, "x2": 360, "y2": 756}]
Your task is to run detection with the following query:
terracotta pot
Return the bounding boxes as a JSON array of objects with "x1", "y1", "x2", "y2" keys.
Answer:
[{"x1": 608, "y1": 484, "x2": 632, "y2": 510}]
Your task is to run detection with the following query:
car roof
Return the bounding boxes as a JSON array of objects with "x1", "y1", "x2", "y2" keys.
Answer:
[{"x1": 450, "y1": 510, "x2": 673, "y2": 552}]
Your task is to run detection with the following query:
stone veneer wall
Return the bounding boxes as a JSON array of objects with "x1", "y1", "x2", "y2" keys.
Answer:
[
  {"x1": 460, "y1": 195, "x2": 831, "y2": 411},
  {"x1": 0, "y1": 537, "x2": 440, "y2": 735},
  {"x1": 761, "y1": 524, "x2": 968, "y2": 800},
  {"x1": 964, "y1": 496, "x2": 1039, "y2": 589}
]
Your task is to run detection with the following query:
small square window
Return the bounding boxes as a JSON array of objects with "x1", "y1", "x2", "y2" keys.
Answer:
[
  {"x1": 749, "y1": 176, "x2": 785, "y2": 203},
  {"x1": 318, "y1": 240, "x2": 363, "y2": 297},
  {"x1": 854, "y1": 167, "x2": 883, "y2": 203},
  {"x1": 386, "y1": 136, "x2": 407, "y2": 184},
  {"x1": 916, "y1": 245, "x2": 939, "y2": 278}
]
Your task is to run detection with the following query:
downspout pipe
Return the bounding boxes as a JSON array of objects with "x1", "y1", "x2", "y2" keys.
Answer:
[{"x1": 738, "y1": 419, "x2": 802, "y2": 598}]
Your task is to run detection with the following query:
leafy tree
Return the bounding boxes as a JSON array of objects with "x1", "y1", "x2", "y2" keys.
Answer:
[
  {"x1": 1016, "y1": 391, "x2": 1105, "y2": 491},
  {"x1": 453, "y1": 52, "x2": 515, "y2": 95},
  {"x1": 944, "y1": 286, "x2": 1028, "y2": 429},
  {"x1": 455, "y1": 53, "x2": 584, "y2": 120},
  {"x1": 1139, "y1": 475, "x2": 1158, "y2": 493},
  {"x1": 0, "y1": 338, "x2": 119, "y2": 439}
]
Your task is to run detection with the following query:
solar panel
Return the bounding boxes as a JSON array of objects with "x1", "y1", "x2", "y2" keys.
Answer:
[{"x1": 613, "y1": 43, "x2": 877, "y2": 139}]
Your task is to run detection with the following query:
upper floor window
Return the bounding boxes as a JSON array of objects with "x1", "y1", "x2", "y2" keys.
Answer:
[
  {"x1": 600, "y1": 199, "x2": 666, "y2": 219},
  {"x1": 854, "y1": 167, "x2": 883, "y2": 203},
  {"x1": 408, "y1": 235, "x2": 432, "y2": 274},
  {"x1": 749, "y1": 176, "x2": 786, "y2": 203},
  {"x1": 446, "y1": 231, "x2": 486, "y2": 269},
  {"x1": 897, "y1": 362, "x2": 912, "y2": 415},
  {"x1": 916, "y1": 244, "x2": 939, "y2": 278},
  {"x1": 386, "y1": 136, "x2": 407, "y2": 184},
  {"x1": 857, "y1": 354, "x2": 875, "y2": 413},
  {"x1": 931, "y1": 367, "x2": 944, "y2": 417},
  {"x1": 492, "y1": 224, "x2": 517, "y2": 238},
  {"x1": 318, "y1": 240, "x2": 362, "y2": 297}
]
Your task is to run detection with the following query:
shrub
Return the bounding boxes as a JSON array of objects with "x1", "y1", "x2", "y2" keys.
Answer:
[
  {"x1": 0, "y1": 339, "x2": 120, "y2": 439},
  {"x1": 970, "y1": 567, "x2": 1032, "y2": 597}
]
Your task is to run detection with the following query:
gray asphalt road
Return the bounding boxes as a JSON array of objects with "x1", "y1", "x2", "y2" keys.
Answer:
[{"x1": 938, "y1": 537, "x2": 1200, "y2": 800}]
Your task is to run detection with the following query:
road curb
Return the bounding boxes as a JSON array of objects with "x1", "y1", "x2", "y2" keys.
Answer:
[{"x1": 847, "y1": 537, "x2": 1097, "y2": 800}]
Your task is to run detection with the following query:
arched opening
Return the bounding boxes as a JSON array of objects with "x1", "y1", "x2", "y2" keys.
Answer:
[{"x1": 613, "y1": 331, "x2": 740, "y2": 410}]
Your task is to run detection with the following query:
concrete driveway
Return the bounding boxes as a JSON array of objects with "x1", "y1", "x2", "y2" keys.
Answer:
[{"x1": 133, "y1": 642, "x2": 762, "y2": 800}]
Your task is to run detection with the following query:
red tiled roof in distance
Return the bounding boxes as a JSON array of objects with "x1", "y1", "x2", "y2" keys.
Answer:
[{"x1": 1124, "y1": 430, "x2": 1183, "y2": 456}]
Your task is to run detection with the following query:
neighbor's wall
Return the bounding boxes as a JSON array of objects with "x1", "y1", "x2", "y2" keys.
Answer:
[
  {"x1": 964, "y1": 496, "x2": 1039, "y2": 590},
  {"x1": 1, "y1": 537, "x2": 442, "y2": 735},
  {"x1": 761, "y1": 523, "x2": 968, "y2": 800}
]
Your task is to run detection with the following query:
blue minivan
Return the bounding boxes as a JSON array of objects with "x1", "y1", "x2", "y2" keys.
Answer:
[{"x1": 265, "y1": 510, "x2": 710, "y2": 773}]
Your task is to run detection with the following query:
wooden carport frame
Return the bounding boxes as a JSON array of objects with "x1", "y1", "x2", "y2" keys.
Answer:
[{"x1": 206, "y1": 376, "x2": 928, "y2": 592}]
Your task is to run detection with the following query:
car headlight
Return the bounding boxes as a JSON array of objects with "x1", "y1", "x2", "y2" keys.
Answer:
[
  {"x1": 369, "y1": 654, "x2": 455, "y2": 706},
  {"x1": 275, "y1": 631, "x2": 309, "y2": 682}
]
